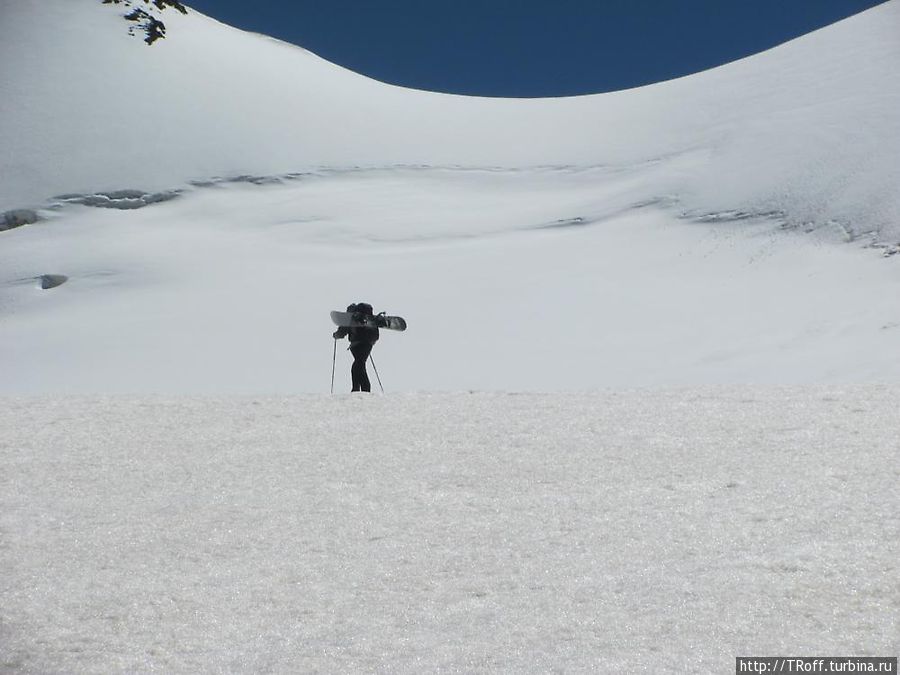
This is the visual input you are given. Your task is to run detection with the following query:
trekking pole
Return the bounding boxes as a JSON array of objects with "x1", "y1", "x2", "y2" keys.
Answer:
[
  {"x1": 369, "y1": 354, "x2": 385, "y2": 394},
  {"x1": 330, "y1": 339, "x2": 337, "y2": 394}
]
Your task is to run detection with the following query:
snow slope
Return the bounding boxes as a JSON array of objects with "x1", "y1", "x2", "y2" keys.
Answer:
[
  {"x1": 0, "y1": 0, "x2": 900, "y2": 393},
  {"x1": 1, "y1": 0, "x2": 899, "y2": 239},
  {"x1": 3, "y1": 166, "x2": 900, "y2": 394},
  {"x1": 2, "y1": 391, "x2": 898, "y2": 673},
  {"x1": 0, "y1": 0, "x2": 898, "y2": 394}
]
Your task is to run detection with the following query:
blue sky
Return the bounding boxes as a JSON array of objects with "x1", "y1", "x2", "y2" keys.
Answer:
[{"x1": 183, "y1": 0, "x2": 887, "y2": 97}]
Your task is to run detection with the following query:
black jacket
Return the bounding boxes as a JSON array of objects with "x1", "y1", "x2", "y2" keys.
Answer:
[
  {"x1": 334, "y1": 303, "x2": 382, "y2": 345},
  {"x1": 334, "y1": 323, "x2": 379, "y2": 345}
]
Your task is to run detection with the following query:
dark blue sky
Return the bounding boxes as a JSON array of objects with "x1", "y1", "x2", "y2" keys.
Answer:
[{"x1": 184, "y1": 0, "x2": 887, "y2": 97}]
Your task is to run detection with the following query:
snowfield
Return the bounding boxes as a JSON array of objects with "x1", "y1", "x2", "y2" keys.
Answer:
[
  {"x1": 2, "y1": 391, "x2": 898, "y2": 673},
  {"x1": 3, "y1": 166, "x2": 900, "y2": 394},
  {"x1": 1, "y1": 0, "x2": 900, "y2": 671},
  {"x1": 2, "y1": 0, "x2": 899, "y2": 243},
  {"x1": 1, "y1": 0, "x2": 900, "y2": 392},
  {"x1": 1, "y1": 1, "x2": 900, "y2": 393}
]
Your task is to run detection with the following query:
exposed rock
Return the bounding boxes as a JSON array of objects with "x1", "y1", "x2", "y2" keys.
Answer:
[
  {"x1": 40, "y1": 274, "x2": 69, "y2": 290},
  {"x1": 1, "y1": 209, "x2": 41, "y2": 231},
  {"x1": 101, "y1": 0, "x2": 187, "y2": 45}
]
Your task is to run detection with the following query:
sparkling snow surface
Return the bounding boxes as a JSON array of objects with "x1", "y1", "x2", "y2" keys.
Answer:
[{"x1": 2, "y1": 391, "x2": 898, "y2": 673}]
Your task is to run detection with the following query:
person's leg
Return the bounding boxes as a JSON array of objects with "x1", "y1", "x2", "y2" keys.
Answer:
[{"x1": 350, "y1": 343, "x2": 372, "y2": 392}]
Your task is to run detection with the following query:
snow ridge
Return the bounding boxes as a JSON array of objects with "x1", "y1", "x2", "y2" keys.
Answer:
[{"x1": 1, "y1": 0, "x2": 898, "y2": 240}]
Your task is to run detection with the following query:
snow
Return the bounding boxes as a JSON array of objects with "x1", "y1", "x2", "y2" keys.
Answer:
[
  {"x1": 2, "y1": 167, "x2": 900, "y2": 394},
  {"x1": 1, "y1": 1, "x2": 899, "y2": 393},
  {"x1": 2, "y1": 391, "x2": 898, "y2": 672},
  {"x1": 1, "y1": 0, "x2": 900, "y2": 670},
  {"x1": 1, "y1": 0, "x2": 899, "y2": 240},
  {"x1": 1, "y1": 0, "x2": 899, "y2": 392}
]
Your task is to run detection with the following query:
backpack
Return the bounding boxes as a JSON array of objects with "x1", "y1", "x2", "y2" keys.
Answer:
[
  {"x1": 346, "y1": 302, "x2": 379, "y2": 343},
  {"x1": 352, "y1": 302, "x2": 374, "y2": 319}
]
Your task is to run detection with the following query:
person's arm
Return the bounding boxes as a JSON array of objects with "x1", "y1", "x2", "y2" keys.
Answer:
[{"x1": 333, "y1": 326, "x2": 349, "y2": 339}]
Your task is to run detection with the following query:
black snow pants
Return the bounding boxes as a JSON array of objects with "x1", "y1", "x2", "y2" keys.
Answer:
[{"x1": 350, "y1": 342, "x2": 373, "y2": 392}]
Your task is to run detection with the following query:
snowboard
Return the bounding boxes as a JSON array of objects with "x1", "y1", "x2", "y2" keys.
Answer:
[{"x1": 330, "y1": 310, "x2": 407, "y2": 332}]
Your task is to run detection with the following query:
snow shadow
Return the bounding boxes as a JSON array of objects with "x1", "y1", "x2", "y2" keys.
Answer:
[
  {"x1": 684, "y1": 209, "x2": 900, "y2": 253},
  {"x1": 532, "y1": 216, "x2": 589, "y2": 230},
  {"x1": 189, "y1": 170, "x2": 350, "y2": 188},
  {"x1": 688, "y1": 209, "x2": 787, "y2": 224},
  {"x1": 528, "y1": 197, "x2": 678, "y2": 232},
  {"x1": 2, "y1": 274, "x2": 69, "y2": 290},
  {"x1": 190, "y1": 175, "x2": 285, "y2": 187}
]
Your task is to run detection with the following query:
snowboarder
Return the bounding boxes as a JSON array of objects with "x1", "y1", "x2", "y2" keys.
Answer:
[{"x1": 332, "y1": 302, "x2": 380, "y2": 392}]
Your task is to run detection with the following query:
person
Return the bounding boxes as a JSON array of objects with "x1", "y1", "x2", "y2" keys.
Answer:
[{"x1": 333, "y1": 302, "x2": 380, "y2": 392}]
